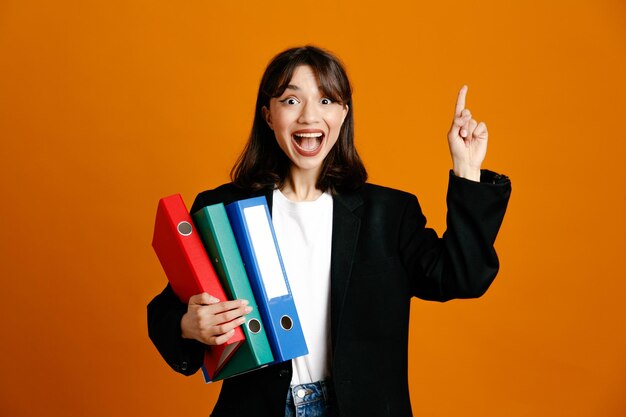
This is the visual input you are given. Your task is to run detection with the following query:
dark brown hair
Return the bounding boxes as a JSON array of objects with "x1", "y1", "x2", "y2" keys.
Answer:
[{"x1": 230, "y1": 45, "x2": 367, "y2": 193}]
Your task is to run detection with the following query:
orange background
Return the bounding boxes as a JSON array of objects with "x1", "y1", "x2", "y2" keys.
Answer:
[{"x1": 1, "y1": 0, "x2": 625, "y2": 416}]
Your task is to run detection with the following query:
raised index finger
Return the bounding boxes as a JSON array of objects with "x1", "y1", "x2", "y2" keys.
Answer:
[{"x1": 454, "y1": 85, "x2": 468, "y2": 117}]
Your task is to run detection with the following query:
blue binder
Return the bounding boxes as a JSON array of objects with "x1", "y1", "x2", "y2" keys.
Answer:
[{"x1": 225, "y1": 197, "x2": 308, "y2": 362}]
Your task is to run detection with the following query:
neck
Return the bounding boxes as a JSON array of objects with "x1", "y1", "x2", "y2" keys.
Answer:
[{"x1": 280, "y1": 166, "x2": 323, "y2": 201}]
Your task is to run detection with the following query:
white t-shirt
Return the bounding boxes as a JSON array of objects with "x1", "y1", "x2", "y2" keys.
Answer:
[{"x1": 271, "y1": 189, "x2": 333, "y2": 385}]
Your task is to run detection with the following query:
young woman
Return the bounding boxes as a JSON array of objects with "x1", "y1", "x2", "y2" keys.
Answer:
[{"x1": 148, "y1": 45, "x2": 511, "y2": 417}]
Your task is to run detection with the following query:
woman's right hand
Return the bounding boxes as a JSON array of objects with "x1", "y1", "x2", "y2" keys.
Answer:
[{"x1": 181, "y1": 292, "x2": 252, "y2": 345}]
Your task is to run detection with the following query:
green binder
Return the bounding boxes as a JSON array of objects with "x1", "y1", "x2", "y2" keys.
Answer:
[{"x1": 193, "y1": 203, "x2": 274, "y2": 382}]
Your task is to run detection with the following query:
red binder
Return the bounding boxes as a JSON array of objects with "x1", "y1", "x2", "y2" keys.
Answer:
[{"x1": 152, "y1": 194, "x2": 245, "y2": 379}]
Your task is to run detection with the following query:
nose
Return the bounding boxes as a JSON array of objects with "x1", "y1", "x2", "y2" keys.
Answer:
[{"x1": 297, "y1": 101, "x2": 320, "y2": 124}]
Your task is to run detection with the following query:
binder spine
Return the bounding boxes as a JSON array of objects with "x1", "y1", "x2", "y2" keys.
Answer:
[
  {"x1": 192, "y1": 203, "x2": 274, "y2": 380},
  {"x1": 226, "y1": 198, "x2": 308, "y2": 362},
  {"x1": 226, "y1": 204, "x2": 280, "y2": 353}
]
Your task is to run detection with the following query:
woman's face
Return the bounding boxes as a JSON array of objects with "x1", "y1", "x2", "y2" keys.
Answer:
[{"x1": 263, "y1": 65, "x2": 348, "y2": 175}]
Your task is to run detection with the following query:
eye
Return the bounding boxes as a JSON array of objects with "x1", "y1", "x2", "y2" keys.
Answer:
[
  {"x1": 279, "y1": 97, "x2": 300, "y2": 105},
  {"x1": 320, "y1": 98, "x2": 333, "y2": 105}
]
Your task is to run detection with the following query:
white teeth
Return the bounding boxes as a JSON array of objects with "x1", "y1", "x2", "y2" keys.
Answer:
[{"x1": 293, "y1": 132, "x2": 323, "y2": 138}]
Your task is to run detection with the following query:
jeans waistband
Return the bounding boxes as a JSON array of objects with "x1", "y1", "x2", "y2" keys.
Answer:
[{"x1": 289, "y1": 379, "x2": 333, "y2": 406}]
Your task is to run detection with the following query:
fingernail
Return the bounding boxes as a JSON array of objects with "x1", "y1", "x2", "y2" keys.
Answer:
[
  {"x1": 239, "y1": 317, "x2": 246, "y2": 323},
  {"x1": 461, "y1": 129, "x2": 467, "y2": 137},
  {"x1": 241, "y1": 299, "x2": 249, "y2": 306},
  {"x1": 209, "y1": 296, "x2": 220, "y2": 303},
  {"x1": 245, "y1": 306, "x2": 253, "y2": 313}
]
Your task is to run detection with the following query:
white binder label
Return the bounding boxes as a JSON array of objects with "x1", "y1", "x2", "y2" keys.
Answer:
[{"x1": 243, "y1": 205, "x2": 289, "y2": 299}]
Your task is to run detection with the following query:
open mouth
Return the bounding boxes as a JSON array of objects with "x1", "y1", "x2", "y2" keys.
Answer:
[{"x1": 292, "y1": 131, "x2": 325, "y2": 156}]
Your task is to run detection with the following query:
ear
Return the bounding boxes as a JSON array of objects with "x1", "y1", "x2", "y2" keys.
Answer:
[
  {"x1": 262, "y1": 106, "x2": 273, "y2": 130},
  {"x1": 341, "y1": 104, "x2": 349, "y2": 124}
]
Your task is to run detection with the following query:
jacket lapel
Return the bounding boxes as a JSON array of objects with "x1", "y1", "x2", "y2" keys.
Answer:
[{"x1": 330, "y1": 191, "x2": 363, "y2": 350}]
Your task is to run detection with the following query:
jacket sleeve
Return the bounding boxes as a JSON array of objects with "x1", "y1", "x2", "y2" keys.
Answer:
[
  {"x1": 400, "y1": 170, "x2": 511, "y2": 301},
  {"x1": 147, "y1": 283, "x2": 205, "y2": 376}
]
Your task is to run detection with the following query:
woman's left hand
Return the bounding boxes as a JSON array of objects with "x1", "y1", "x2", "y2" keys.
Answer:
[{"x1": 447, "y1": 85, "x2": 487, "y2": 182}]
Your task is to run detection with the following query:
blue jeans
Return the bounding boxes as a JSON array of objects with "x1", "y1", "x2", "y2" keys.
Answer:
[{"x1": 285, "y1": 380, "x2": 337, "y2": 417}]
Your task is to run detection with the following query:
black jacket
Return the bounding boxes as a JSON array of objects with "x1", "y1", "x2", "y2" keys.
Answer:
[{"x1": 147, "y1": 170, "x2": 511, "y2": 416}]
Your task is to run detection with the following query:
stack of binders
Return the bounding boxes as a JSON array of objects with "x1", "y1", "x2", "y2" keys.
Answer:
[{"x1": 152, "y1": 194, "x2": 308, "y2": 383}]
